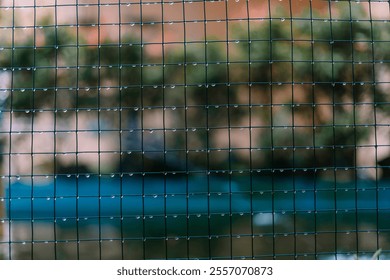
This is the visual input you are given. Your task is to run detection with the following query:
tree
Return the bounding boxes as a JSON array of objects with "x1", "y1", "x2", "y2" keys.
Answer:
[{"x1": 1, "y1": 4, "x2": 389, "y2": 179}]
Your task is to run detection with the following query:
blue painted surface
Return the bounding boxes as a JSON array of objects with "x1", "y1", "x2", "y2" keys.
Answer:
[
  {"x1": 4, "y1": 176, "x2": 390, "y2": 223},
  {"x1": 5, "y1": 176, "x2": 247, "y2": 221}
]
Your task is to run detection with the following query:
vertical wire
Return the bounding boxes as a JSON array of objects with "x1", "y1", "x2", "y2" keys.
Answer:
[
  {"x1": 53, "y1": 0, "x2": 58, "y2": 259},
  {"x1": 30, "y1": 0, "x2": 37, "y2": 259},
  {"x1": 367, "y1": 0, "x2": 380, "y2": 259},
  {"x1": 118, "y1": 0, "x2": 124, "y2": 260},
  {"x1": 75, "y1": 0, "x2": 80, "y2": 259},
  {"x1": 288, "y1": 0, "x2": 297, "y2": 260},
  {"x1": 183, "y1": 0, "x2": 190, "y2": 259},
  {"x1": 203, "y1": 1, "x2": 212, "y2": 258},
  {"x1": 139, "y1": 1, "x2": 146, "y2": 260},
  {"x1": 327, "y1": 0, "x2": 338, "y2": 260},
  {"x1": 201, "y1": 0, "x2": 211, "y2": 260},
  {"x1": 244, "y1": 0, "x2": 253, "y2": 259},
  {"x1": 308, "y1": 0, "x2": 318, "y2": 259},
  {"x1": 7, "y1": 0, "x2": 15, "y2": 260},
  {"x1": 347, "y1": 1, "x2": 359, "y2": 257},
  {"x1": 160, "y1": 0, "x2": 168, "y2": 260},
  {"x1": 223, "y1": 0, "x2": 233, "y2": 260},
  {"x1": 267, "y1": 0, "x2": 276, "y2": 260},
  {"x1": 97, "y1": 0, "x2": 102, "y2": 260},
  {"x1": 0, "y1": 47, "x2": 5, "y2": 256}
]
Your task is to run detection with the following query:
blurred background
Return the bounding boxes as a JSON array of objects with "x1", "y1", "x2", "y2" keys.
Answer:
[{"x1": 0, "y1": 0, "x2": 389, "y2": 259}]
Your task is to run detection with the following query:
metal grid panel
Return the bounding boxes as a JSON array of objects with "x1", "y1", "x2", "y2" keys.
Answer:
[{"x1": 0, "y1": 0, "x2": 389, "y2": 259}]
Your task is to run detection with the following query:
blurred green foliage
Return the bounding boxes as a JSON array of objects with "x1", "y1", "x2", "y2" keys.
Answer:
[{"x1": 0, "y1": 5, "x2": 389, "y2": 175}]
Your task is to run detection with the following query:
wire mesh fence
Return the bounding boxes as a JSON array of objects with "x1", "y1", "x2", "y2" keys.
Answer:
[{"x1": 0, "y1": 0, "x2": 389, "y2": 259}]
